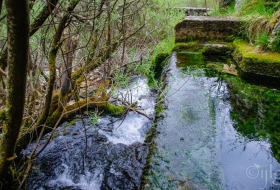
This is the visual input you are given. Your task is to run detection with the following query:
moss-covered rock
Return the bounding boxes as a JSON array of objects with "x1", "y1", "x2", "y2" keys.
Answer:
[{"x1": 233, "y1": 39, "x2": 280, "y2": 88}]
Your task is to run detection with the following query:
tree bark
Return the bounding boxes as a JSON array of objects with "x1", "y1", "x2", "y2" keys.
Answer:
[
  {"x1": 61, "y1": 33, "x2": 79, "y2": 97},
  {"x1": 0, "y1": 0, "x2": 29, "y2": 180}
]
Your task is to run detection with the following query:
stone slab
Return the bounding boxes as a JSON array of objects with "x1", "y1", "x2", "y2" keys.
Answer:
[{"x1": 175, "y1": 16, "x2": 242, "y2": 42}]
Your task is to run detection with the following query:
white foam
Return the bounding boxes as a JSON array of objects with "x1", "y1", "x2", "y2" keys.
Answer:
[
  {"x1": 47, "y1": 164, "x2": 103, "y2": 190},
  {"x1": 100, "y1": 77, "x2": 155, "y2": 145}
]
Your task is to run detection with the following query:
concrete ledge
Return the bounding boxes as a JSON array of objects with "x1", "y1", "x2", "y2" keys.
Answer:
[
  {"x1": 175, "y1": 16, "x2": 242, "y2": 42},
  {"x1": 233, "y1": 40, "x2": 280, "y2": 88}
]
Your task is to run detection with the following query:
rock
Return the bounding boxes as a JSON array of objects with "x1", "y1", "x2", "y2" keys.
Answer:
[
  {"x1": 222, "y1": 64, "x2": 238, "y2": 76},
  {"x1": 228, "y1": 64, "x2": 236, "y2": 72},
  {"x1": 223, "y1": 64, "x2": 229, "y2": 70}
]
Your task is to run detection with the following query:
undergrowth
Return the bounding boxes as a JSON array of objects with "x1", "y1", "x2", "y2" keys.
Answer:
[{"x1": 212, "y1": 0, "x2": 280, "y2": 52}]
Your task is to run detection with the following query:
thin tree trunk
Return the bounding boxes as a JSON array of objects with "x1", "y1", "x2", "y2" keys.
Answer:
[
  {"x1": 0, "y1": 0, "x2": 59, "y2": 71},
  {"x1": 0, "y1": 0, "x2": 3, "y2": 15},
  {"x1": 0, "y1": 0, "x2": 29, "y2": 180},
  {"x1": 36, "y1": 0, "x2": 79, "y2": 126},
  {"x1": 61, "y1": 34, "x2": 79, "y2": 97}
]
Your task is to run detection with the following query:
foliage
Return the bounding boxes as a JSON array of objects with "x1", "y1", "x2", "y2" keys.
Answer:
[
  {"x1": 212, "y1": 0, "x2": 280, "y2": 52},
  {"x1": 90, "y1": 112, "x2": 99, "y2": 127}
]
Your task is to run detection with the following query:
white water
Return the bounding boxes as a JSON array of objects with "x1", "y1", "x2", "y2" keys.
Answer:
[
  {"x1": 98, "y1": 77, "x2": 156, "y2": 145},
  {"x1": 25, "y1": 76, "x2": 156, "y2": 190}
]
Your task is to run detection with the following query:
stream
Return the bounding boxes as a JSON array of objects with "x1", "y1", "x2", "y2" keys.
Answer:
[
  {"x1": 24, "y1": 52, "x2": 280, "y2": 190},
  {"x1": 23, "y1": 77, "x2": 157, "y2": 190}
]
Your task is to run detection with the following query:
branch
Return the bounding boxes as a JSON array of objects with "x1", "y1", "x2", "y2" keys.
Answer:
[{"x1": 0, "y1": 68, "x2": 6, "y2": 76}]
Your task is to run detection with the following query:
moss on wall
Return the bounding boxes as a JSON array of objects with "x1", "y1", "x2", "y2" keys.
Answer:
[
  {"x1": 151, "y1": 53, "x2": 169, "y2": 80},
  {"x1": 233, "y1": 39, "x2": 280, "y2": 87},
  {"x1": 225, "y1": 76, "x2": 280, "y2": 161}
]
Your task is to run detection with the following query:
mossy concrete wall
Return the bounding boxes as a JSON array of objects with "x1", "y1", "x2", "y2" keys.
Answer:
[
  {"x1": 175, "y1": 16, "x2": 242, "y2": 42},
  {"x1": 233, "y1": 40, "x2": 280, "y2": 88}
]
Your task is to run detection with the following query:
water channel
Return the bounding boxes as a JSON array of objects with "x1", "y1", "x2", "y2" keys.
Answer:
[
  {"x1": 143, "y1": 52, "x2": 280, "y2": 190},
  {"x1": 24, "y1": 51, "x2": 280, "y2": 190}
]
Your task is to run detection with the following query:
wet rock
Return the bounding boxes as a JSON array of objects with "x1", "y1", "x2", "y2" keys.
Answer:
[
  {"x1": 26, "y1": 132, "x2": 149, "y2": 190},
  {"x1": 101, "y1": 143, "x2": 148, "y2": 190},
  {"x1": 25, "y1": 77, "x2": 156, "y2": 190}
]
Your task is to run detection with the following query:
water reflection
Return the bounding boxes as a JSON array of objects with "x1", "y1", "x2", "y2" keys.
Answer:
[{"x1": 143, "y1": 52, "x2": 280, "y2": 190}]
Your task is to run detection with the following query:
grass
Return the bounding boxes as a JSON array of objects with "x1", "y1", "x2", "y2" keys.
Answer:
[{"x1": 211, "y1": 0, "x2": 280, "y2": 52}]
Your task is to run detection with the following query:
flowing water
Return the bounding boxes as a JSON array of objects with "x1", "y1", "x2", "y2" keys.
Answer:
[
  {"x1": 143, "y1": 52, "x2": 280, "y2": 190},
  {"x1": 24, "y1": 52, "x2": 280, "y2": 190},
  {"x1": 23, "y1": 77, "x2": 157, "y2": 190}
]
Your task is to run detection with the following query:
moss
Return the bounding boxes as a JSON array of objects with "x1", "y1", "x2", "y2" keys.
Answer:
[
  {"x1": 65, "y1": 118, "x2": 79, "y2": 127},
  {"x1": 49, "y1": 92, "x2": 59, "y2": 115},
  {"x1": 224, "y1": 75, "x2": 280, "y2": 161},
  {"x1": 173, "y1": 42, "x2": 201, "y2": 51},
  {"x1": 174, "y1": 42, "x2": 233, "y2": 58},
  {"x1": 45, "y1": 107, "x2": 62, "y2": 127},
  {"x1": 104, "y1": 103, "x2": 125, "y2": 116},
  {"x1": 155, "y1": 105, "x2": 164, "y2": 115},
  {"x1": 233, "y1": 39, "x2": 280, "y2": 87},
  {"x1": 233, "y1": 39, "x2": 280, "y2": 64},
  {"x1": 71, "y1": 68, "x2": 83, "y2": 88},
  {"x1": 151, "y1": 53, "x2": 169, "y2": 80},
  {"x1": 0, "y1": 109, "x2": 5, "y2": 120}
]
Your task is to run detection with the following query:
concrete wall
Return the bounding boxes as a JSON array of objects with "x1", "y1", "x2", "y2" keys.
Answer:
[{"x1": 175, "y1": 16, "x2": 242, "y2": 42}]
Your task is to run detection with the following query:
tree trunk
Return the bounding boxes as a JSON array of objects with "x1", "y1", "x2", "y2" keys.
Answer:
[
  {"x1": 0, "y1": 0, "x2": 29, "y2": 180},
  {"x1": 36, "y1": 0, "x2": 79, "y2": 126},
  {"x1": 0, "y1": 0, "x2": 59, "y2": 72},
  {"x1": 61, "y1": 33, "x2": 79, "y2": 97}
]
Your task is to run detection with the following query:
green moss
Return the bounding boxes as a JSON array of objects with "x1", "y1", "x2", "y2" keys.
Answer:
[
  {"x1": 233, "y1": 39, "x2": 280, "y2": 64},
  {"x1": 173, "y1": 42, "x2": 201, "y2": 51},
  {"x1": 65, "y1": 118, "x2": 79, "y2": 127},
  {"x1": 152, "y1": 52, "x2": 169, "y2": 80},
  {"x1": 49, "y1": 92, "x2": 59, "y2": 115},
  {"x1": 225, "y1": 75, "x2": 280, "y2": 161},
  {"x1": 177, "y1": 51, "x2": 205, "y2": 67},
  {"x1": 155, "y1": 105, "x2": 164, "y2": 116},
  {"x1": 104, "y1": 103, "x2": 125, "y2": 116},
  {"x1": 0, "y1": 109, "x2": 5, "y2": 120}
]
